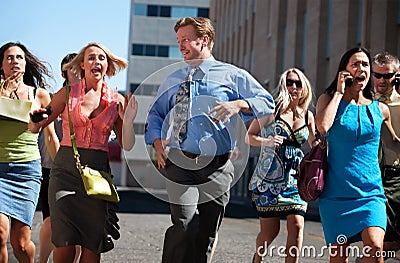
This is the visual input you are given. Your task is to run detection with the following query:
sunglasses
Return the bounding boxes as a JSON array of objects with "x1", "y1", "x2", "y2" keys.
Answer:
[
  {"x1": 286, "y1": 79, "x2": 302, "y2": 88},
  {"x1": 373, "y1": 72, "x2": 395, "y2": 79}
]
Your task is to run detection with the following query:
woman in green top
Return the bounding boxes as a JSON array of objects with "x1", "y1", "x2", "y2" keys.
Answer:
[{"x1": 0, "y1": 42, "x2": 59, "y2": 263}]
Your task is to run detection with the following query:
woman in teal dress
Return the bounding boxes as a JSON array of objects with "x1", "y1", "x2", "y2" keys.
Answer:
[
  {"x1": 247, "y1": 68, "x2": 316, "y2": 263},
  {"x1": 316, "y1": 47, "x2": 391, "y2": 262}
]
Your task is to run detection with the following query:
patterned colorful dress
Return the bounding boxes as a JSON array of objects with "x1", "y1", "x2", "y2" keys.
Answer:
[{"x1": 250, "y1": 115, "x2": 309, "y2": 217}]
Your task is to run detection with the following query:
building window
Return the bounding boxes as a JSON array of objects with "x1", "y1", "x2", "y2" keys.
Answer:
[
  {"x1": 131, "y1": 83, "x2": 159, "y2": 96},
  {"x1": 198, "y1": 8, "x2": 209, "y2": 17},
  {"x1": 132, "y1": 44, "x2": 171, "y2": 57},
  {"x1": 171, "y1": 7, "x2": 197, "y2": 18},
  {"x1": 133, "y1": 123, "x2": 146, "y2": 134},
  {"x1": 398, "y1": 0, "x2": 400, "y2": 24},
  {"x1": 132, "y1": 44, "x2": 143, "y2": 56},
  {"x1": 282, "y1": 26, "x2": 287, "y2": 73},
  {"x1": 301, "y1": 12, "x2": 307, "y2": 69},
  {"x1": 356, "y1": 0, "x2": 363, "y2": 45},
  {"x1": 158, "y1": 46, "x2": 169, "y2": 57},
  {"x1": 169, "y1": 46, "x2": 181, "y2": 59},
  {"x1": 134, "y1": 4, "x2": 208, "y2": 18},
  {"x1": 160, "y1": 6, "x2": 171, "y2": 17},
  {"x1": 145, "y1": 45, "x2": 156, "y2": 56},
  {"x1": 147, "y1": 5, "x2": 158, "y2": 17},
  {"x1": 326, "y1": 0, "x2": 332, "y2": 59},
  {"x1": 130, "y1": 83, "x2": 140, "y2": 93},
  {"x1": 134, "y1": 4, "x2": 147, "y2": 16}
]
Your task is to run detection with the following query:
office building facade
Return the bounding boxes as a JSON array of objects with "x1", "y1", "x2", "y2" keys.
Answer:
[
  {"x1": 210, "y1": 0, "x2": 400, "y2": 97},
  {"x1": 123, "y1": 0, "x2": 210, "y2": 188}
]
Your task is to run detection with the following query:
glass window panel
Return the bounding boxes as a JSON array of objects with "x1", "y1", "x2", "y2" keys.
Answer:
[
  {"x1": 356, "y1": 0, "x2": 363, "y2": 45},
  {"x1": 197, "y1": 8, "x2": 209, "y2": 18},
  {"x1": 133, "y1": 123, "x2": 146, "y2": 134},
  {"x1": 398, "y1": 0, "x2": 400, "y2": 24},
  {"x1": 326, "y1": 0, "x2": 332, "y2": 59},
  {"x1": 147, "y1": 5, "x2": 158, "y2": 16},
  {"x1": 134, "y1": 84, "x2": 159, "y2": 96},
  {"x1": 130, "y1": 83, "x2": 140, "y2": 94},
  {"x1": 169, "y1": 46, "x2": 181, "y2": 59},
  {"x1": 132, "y1": 44, "x2": 144, "y2": 55},
  {"x1": 158, "y1": 45, "x2": 169, "y2": 57},
  {"x1": 145, "y1": 45, "x2": 156, "y2": 56},
  {"x1": 160, "y1": 6, "x2": 171, "y2": 17},
  {"x1": 171, "y1": 7, "x2": 197, "y2": 18},
  {"x1": 134, "y1": 4, "x2": 147, "y2": 16}
]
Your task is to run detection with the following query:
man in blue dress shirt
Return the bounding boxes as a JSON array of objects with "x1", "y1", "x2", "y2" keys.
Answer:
[{"x1": 145, "y1": 17, "x2": 275, "y2": 263}]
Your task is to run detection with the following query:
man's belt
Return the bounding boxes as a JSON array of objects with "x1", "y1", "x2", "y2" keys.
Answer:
[{"x1": 172, "y1": 149, "x2": 230, "y2": 165}]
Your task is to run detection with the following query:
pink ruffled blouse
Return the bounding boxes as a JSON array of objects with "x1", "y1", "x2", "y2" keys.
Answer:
[{"x1": 60, "y1": 79, "x2": 119, "y2": 152}]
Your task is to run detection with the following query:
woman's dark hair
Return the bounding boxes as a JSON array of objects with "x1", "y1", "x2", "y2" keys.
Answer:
[
  {"x1": 325, "y1": 47, "x2": 374, "y2": 100},
  {"x1": 0, "y1": 42, "x2": 53, "y2": 89},
  {"x1": 61, "y1": 53, "x2": 77, "y2": 86}
]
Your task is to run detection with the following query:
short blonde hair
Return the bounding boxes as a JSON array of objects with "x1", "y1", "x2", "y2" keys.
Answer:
[
  {"x1": 174, "y1": 17, "x2": 215, "y2": 51},
  {"x1": 63, "y1": 42, "x2": 128, "y2": 79}
]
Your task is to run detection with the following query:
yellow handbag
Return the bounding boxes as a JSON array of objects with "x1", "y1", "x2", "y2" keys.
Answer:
[
  {"x1": 78, "y1": 165, "x2": 120, "y2": 202},
  {"x1": 66, "y1": 85, "x2": 120, "y2": 202}
]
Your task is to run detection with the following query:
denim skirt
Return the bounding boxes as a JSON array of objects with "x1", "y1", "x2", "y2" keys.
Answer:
[{"x1": 0, "y1": 159, "x2": 42, "y2": 227}]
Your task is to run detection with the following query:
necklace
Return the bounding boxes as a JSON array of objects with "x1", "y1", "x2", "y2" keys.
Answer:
[
  {"x1": 9, "y1": 88, "x2": 20, "y2": 100},
  {"x1": 2, "y1": 81, "x2": 22, "y2": 100}
]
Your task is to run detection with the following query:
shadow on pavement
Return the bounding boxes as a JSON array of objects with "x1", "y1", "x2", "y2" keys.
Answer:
[
  {"x1": 116, "y1": 189, "x2": 258, "y2": 218},
  {"x1": 36, "y1": 188, "x2": 320, "y2": 221},
  {"x1": 116, "y1": 189, "x2": 320, "y2": 221}
]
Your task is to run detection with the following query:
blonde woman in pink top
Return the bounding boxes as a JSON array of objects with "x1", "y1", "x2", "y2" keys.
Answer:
[{"x1": 29, "y1": 42, "x2": 137, "y2": 263}]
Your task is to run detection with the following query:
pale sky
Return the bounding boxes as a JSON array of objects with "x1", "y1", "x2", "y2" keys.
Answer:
[{"x1": 0, "y1": 0, "x2": 131, "y2": 92}]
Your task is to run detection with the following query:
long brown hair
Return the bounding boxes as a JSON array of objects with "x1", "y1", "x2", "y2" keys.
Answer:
[{"x1": 0, "y1": 42, "x2": 53, "y2": 89}]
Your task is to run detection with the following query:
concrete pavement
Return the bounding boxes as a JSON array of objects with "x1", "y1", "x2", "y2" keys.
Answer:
[{"x1": 6, "y1": 188, "x2": 399, "y2": 262}]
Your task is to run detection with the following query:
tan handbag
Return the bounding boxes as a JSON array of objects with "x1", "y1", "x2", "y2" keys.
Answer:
[{"x1": 66, "y1": 85, "x2": 120, "y2": 202}]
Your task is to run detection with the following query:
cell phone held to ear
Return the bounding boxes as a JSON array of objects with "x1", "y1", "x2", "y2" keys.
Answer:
[
  {"x1": 393, "y1": 75, "x2": 400, "y2": 94},
  {"x1": 345, "y1": 78, "x2": 353, "y2": 87},
  {"x1": 30, "y1": 106, "x2": 52, "y2": 123}
]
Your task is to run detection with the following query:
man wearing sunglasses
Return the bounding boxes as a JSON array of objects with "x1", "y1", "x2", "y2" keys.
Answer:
[
  {"x1": 372, "y1": 52, "x2": 400, "y2": 103},
  {"x1": 372, "y1": 52, "x2": 400, "y2": 260}
]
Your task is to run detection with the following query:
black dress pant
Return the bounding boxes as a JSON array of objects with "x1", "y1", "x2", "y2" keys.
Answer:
[{"x1": 161, "y1": 151, "x2": 234, "y2": 263}]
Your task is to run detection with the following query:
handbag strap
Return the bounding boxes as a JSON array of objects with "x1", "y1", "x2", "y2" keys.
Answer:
[
  {"x1": 317, "y1": 132, "x2": 327, "y2": 148},
  {"x1": 65, "y1": 85, "x2": 83, "y2": 172}
]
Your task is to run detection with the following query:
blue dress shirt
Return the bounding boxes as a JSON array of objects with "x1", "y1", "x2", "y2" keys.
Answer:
[{"x1": 145, "y1": 56, "x2": 275, "y2": 156}]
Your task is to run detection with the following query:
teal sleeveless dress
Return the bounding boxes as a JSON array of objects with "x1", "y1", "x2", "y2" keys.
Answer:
[
  {"x1": 319, "y1": 100, "x2": 387, "y2": 245},
  {"x1": 250, "y1": 114, "x2": 309, "y2": 217}
]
